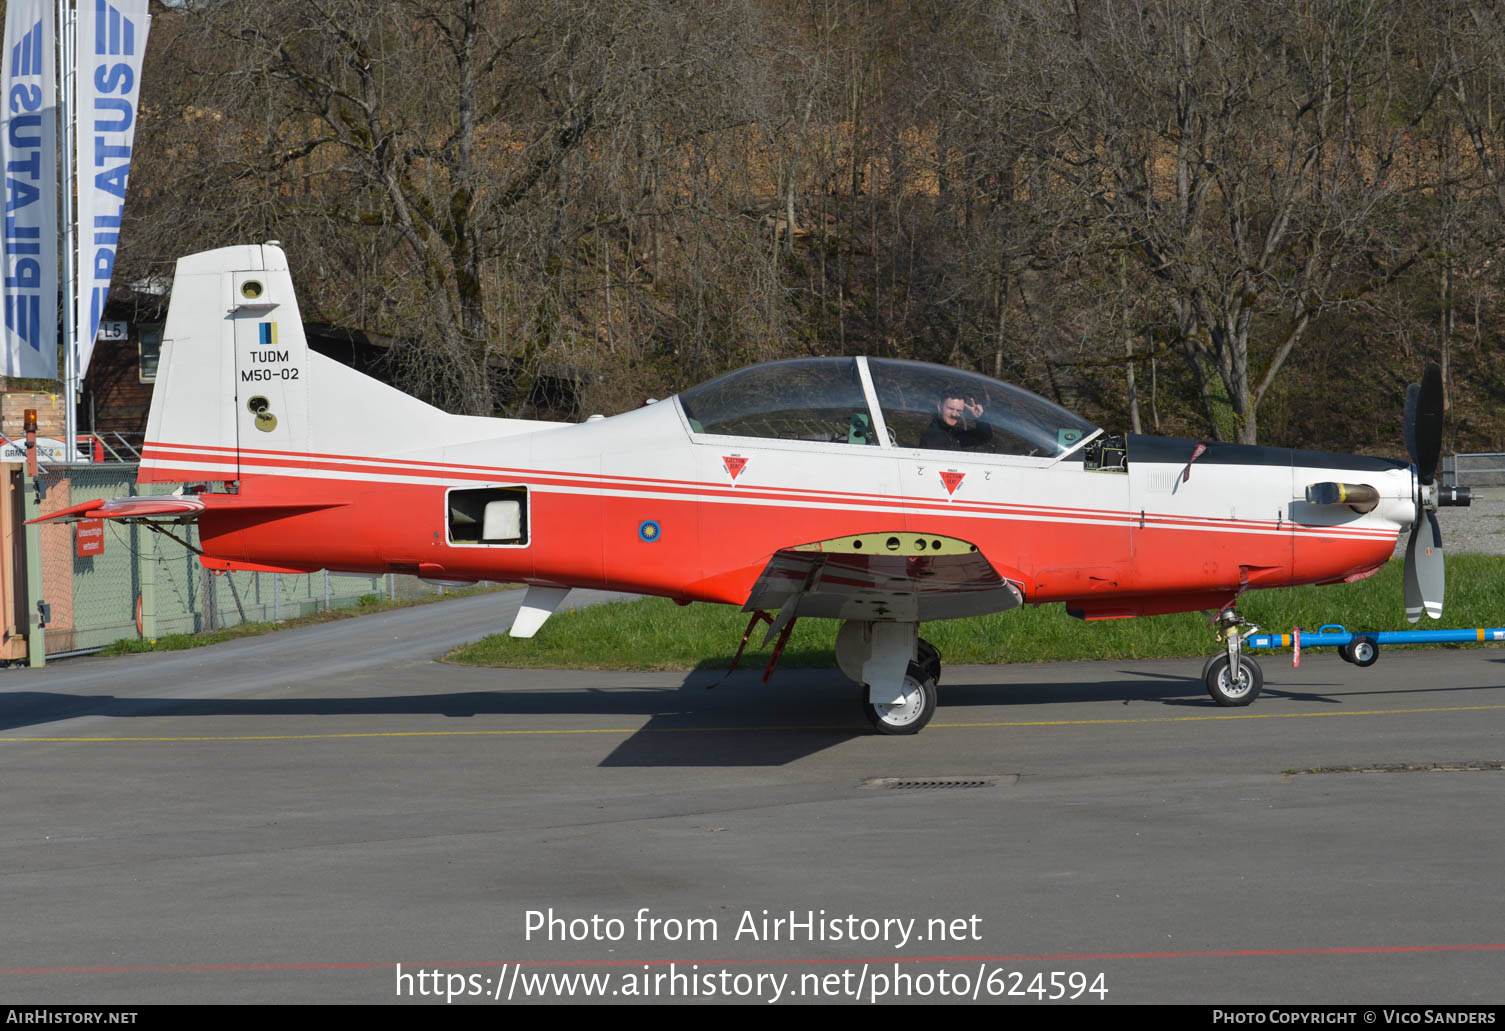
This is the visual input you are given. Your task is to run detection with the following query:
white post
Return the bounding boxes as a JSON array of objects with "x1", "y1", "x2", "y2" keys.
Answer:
[{"x1": 57, "y1": 0, "x2": 77, "y2": 460}]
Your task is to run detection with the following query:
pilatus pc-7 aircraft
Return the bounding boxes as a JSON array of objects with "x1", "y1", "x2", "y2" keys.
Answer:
[{"x1": 37, "y1": 244, "x2": 1465, "y2": 733}]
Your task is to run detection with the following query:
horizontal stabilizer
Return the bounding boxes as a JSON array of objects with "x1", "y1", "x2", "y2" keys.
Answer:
[{"x1": 28, "y1": 494, "x2": 349, "y2": 525}]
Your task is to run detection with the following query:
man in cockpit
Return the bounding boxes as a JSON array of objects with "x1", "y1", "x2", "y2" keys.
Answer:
[{"x1": 920, "y1": 393, "x2": 993, "y2": 451}]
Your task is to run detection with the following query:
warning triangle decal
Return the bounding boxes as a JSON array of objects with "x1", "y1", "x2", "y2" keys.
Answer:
[
  {"x1": 939, "y1": 470, "x2": 966, "y2": 496},
  {"x1": 723, "y1": 456, "x2": 748, "y2": 480}
]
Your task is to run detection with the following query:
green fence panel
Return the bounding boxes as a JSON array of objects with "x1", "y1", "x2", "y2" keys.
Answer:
[{"x1": 34, "y1": 464, "x2": 392, "y2": 656}]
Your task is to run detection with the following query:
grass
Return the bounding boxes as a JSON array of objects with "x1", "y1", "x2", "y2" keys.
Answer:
[
  {"x1": 445, "y1": 555, "x2": 1505, "y2": 670},
  {"x1": 101, "y1": 584, "x2": 513, "y2": 655}
]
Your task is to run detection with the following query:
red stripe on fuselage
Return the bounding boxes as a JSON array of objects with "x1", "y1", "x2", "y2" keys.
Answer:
[
  {"x1": 145, "y1": 442, "x2": 1396, "y2": 542},
  {"x1": 188, "y1": 461, "x2": 1398, "y2": 612}
]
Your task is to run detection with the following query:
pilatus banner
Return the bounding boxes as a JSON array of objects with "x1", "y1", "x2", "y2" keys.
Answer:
[
  {"x1": 76, "y1": 0, "x2": 150, "y2": 379},
  {"x1": 1, "y1": 0, "x2": 58, "y2": 379}
]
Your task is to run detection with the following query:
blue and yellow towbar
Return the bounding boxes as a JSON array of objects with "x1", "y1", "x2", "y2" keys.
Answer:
[{"x1": 1247, "y1": 624, "x2": 1505, "y2": 653}]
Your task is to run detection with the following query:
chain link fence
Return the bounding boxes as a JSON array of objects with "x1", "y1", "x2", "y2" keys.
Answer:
[{"x1": 30, "y1": 463, "x2": 399, "y2": 657}]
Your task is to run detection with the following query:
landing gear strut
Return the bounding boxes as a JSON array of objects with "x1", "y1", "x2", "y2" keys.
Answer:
[{"x1": 1203, "y1": 609, "x2": 1263, "y2": 707}]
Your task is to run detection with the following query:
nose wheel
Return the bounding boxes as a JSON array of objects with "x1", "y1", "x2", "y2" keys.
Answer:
[{"x1": 1203, "y1": 653, "x2": 1263, "y2": 706}]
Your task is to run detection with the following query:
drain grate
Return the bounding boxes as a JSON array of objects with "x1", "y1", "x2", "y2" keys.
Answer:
[
  {"x1": 1292, "y1": 761, "x2": 1505, "y2": 775},
  {"x1": 862, "y1": 776, "x2": 1004, "y2": 790}
]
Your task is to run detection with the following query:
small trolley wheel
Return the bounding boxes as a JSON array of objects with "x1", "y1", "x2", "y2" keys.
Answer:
[
  {"x1": 917, "y1": 637, "x2": 942, "y2": 685},
  {"x1": 1204, "y1": 654, "x2": 1263, "y2": 707},
  {"x1": 862, "y1": 661, "x2": 938, "y2": 735},
  {"x1": 1337, "y1": 643, "x2": 1353, "y2": 663},
  {"x1": 1349, "y1": 636, "x2": 1379, "y2": 668}
]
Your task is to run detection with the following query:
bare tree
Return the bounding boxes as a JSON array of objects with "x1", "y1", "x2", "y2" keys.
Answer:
[
  {"x1": 1438, "y1": 1, "x2": 1505, "y2": 413},
  {"x1": 129, "y1": 0, "x2": 774, "y2": 414},
  {"x1": 1012, "y1": 0, "x2": 1440, "y2": 442},
  {"x1": 114, "y1": 0, "x2": 1505, "y2": 451}
]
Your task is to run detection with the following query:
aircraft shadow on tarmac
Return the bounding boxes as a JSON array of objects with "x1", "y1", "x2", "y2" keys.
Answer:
[
  {"x1": 1102, "y1": 668, "x2": 1356, "y2": 707},
  {"x1": 0, "y1": 662, "x2": 1455, "y2": 766}
]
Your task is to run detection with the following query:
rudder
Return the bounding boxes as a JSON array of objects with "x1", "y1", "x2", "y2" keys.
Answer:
[
  {"x1": 140, "y1": 244, "x2": 311, "y2": 484},
  {"x1": 140, "y1": 242, "x2": 517, "y2": 490}
]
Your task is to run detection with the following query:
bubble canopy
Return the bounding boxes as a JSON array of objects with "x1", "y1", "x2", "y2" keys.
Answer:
[{"x1": 675, "y1": 356, "x2": 1098, "y2": 459}]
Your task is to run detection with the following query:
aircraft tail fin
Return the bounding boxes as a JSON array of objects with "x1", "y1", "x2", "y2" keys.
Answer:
[{"x1": 139, "y1": 243, "x2": 469, "y2": 486}]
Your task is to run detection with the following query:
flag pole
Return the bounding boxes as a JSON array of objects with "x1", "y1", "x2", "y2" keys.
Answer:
[{"x1": 58, "y1": 0, "x2": 77, "y2": 461}]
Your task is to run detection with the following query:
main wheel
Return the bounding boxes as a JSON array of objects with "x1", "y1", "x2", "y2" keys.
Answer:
[
  {"x1": 917, "y1": 638, "x2": 942, "y2": 684},
  {"x1": 1349, "y1": 636, "x2": 1379, "y2": 668},
  {"x1": 1204, "y1": 654, "x2": 1263, "y2": 707},
  {"x1": 862, "y1": 661, "x2": 938, "y2": 735}
]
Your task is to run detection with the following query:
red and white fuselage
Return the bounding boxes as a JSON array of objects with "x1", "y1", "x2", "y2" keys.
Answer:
[{"x1": 133, "y1": 245, "x2": 1411, "y2": 623}]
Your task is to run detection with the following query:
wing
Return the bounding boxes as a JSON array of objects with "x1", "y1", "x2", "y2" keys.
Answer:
[
  {"x1": 27, "y1": 494, "x2": 349, "y2": 525},
  {"x1": 742, "y1": 532, "x2": 1025, "y2": 623}
]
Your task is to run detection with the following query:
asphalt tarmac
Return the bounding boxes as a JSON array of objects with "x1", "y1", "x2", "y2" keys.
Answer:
[{"x1": 2, "y1": 589, "x2": 1503, "y2": 1006}]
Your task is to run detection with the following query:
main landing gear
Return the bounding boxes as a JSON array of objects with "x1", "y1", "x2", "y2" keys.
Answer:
[
  {"x1": 916, "y1": 638, "x2": 942, "y2": 684},
  {"x1": 859, "y1": 662, "x2": 938, "y2": 735},
  {"x1": 837, "y1": 621, "x2": 942, "y2": 734},
  {"x1": 1202, "y1": 608, "x2": 1263, "y2": 707}
]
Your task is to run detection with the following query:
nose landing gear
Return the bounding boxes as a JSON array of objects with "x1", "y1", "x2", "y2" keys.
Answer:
[{"x1": 1202, "y1": 609, "x2": 1264, "y2": 707}]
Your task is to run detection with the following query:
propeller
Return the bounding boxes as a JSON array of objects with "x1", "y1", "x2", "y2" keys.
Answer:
[{"x1": 1402, "y1": 363, "x2": 1445, "y2": 622}]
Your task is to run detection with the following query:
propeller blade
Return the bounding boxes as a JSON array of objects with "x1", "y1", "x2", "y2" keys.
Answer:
[
  {"x1": 1414, "y1": 363, "x2": 1444, "y2": 485},
  {"x1": 1403, "y1": 521, "x2": 1423, "y2": 623},
  {"x1": 1418, "y1": 508, "x2": 1445, "y2": 619},
  {"x1": 1402, "y1": 363, "x2": 1445, "y2": 623},
  {"x1": 1403, "y1": 510, "x2": 1445, "y2": 622}
]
